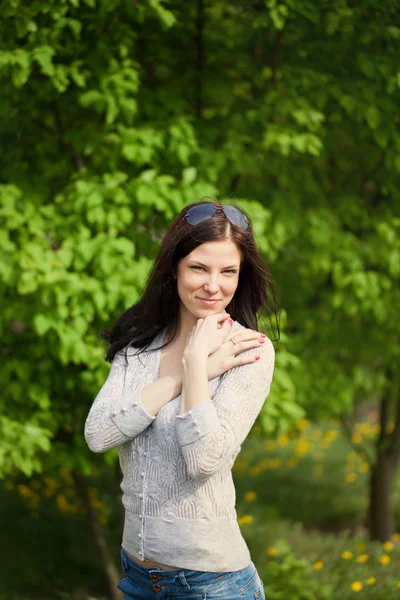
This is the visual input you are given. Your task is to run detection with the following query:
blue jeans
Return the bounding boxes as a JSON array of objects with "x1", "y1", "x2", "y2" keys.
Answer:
[{"x1": 117, "y1": 546, "x2": 266, "y2": 599}]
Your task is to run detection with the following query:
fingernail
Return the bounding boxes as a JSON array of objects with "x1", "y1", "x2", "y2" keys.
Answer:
[
  {"x1": 258, "y1": 339, "x2": 265, "y2": 344},
  {"x1": 260, "y1": 333, "x2": 266, "y2": 337},
  {"x1": 254, "y1": 356, "x2": 260, "y2": 361},
  {"x1": 228, "y1": 319, "x2": 233, "y2": 326}
]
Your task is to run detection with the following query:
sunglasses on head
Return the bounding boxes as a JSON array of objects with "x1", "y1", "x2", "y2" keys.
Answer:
[{"x1": 184, "y1": 204, "x2": 249, "y2": 229}]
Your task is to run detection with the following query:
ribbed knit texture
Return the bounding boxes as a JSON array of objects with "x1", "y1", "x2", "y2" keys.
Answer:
[{"x1": 84, "y1": 320, "x2": 275, "y2": 572}]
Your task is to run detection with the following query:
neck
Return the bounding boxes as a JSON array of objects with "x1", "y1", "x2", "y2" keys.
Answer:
[{"x1": 165, "y1": 307, "x2": 228, "y2": 347}]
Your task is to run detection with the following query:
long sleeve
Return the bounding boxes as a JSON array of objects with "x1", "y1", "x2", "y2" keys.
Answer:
[
  {"x1": 175, "y1": 337, "x2": 275, "y2": 479},
  {"x1": 84, "y1": 350, "x2": 156, "y2": 453}
]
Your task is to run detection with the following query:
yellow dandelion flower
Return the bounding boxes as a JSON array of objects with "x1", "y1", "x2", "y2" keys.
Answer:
[
  {"x1": 341, "y1": 551, "x2": 353, "y2": 560},
  {"x1": 277, "y1": 435, "x2": 289, "y2": 446},
  {"x1": 346, "y1": 473, "x2": 357, "y2": 483},
  {"x1": 244, "y1": 491, "x2": 257, "y2": 502},
  {"x1": 356, "y1": 542, "x2": 366, "y2": 551},
  {"x1": 42, "y1": 476, "x2": 59, "y2": 497},
  {"x1": 249, "y1": 466, "x2": 261, "y2": 476},
  {"x1": 359, "y1": 463, "x2": 370, "y2": 472},
  {"x1": 382, "y1": 541, "x2": 394, "y2": 552},
  {"x1": 319, "y1": 440, "x2": 331, "y2": 449},
  {"x1": 313, "y1": 561, "x2": 324, "y2": 570},
  {"x1": 356, "y1": 554, "x2": 369, "y2": 563},
  {"x1": 266, "y1": 547, "x2": 278, "y2": 557},
  {"x1": 313, "y1": 464, "x2": 323, "y2": 477},
  {"x1": 397, "y1": 582, "x2": 400, "y2": 589},
  {"x1": 352, "y1": 432, "x2": 362, "y2": 444},
  {"x1": 296, "y1": 418, "x2": 310, "y2": 431},
  {"x1": 325, "y1": 430, "x2": 338, "y2": 441},
  {"x1": 379, "y1": 554, "x2": 390, "y2": 565},
  {"x1": 392, "y1": 533, "x2": 400, "y2": 542},
  {"x1": 366, "y1": 577, "x2": 376, "y2": 585},
  {"x1": 295, "y1": 440, "x2": 311, "y2": 455},
  {"x1": 237, "y1": 514, "x2": 253, "y2": 526},
  {"x1": 17, "y1": 484, "x2": 33, "y2": 498},
  {"x1": 351, "y1": 581, "x2": 363, "y2": 592}
]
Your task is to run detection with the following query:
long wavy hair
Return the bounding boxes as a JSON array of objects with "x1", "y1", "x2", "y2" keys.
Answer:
[{"x1": 100, "y1": 199, "x2": 280, "y2": 363}]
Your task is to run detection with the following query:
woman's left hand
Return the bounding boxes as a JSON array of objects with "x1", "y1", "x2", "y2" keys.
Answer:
[{"x1": 183, "y1": 313, "x2": 232, "y2": 360}]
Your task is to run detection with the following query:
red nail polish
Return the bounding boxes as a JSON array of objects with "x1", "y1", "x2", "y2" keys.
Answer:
[
  {"x1": 228, "y1": 319, "x2": 233, "y2": 326},
  {"x1": 255, "y1": 356, "x2": 260, "y2": 361}
]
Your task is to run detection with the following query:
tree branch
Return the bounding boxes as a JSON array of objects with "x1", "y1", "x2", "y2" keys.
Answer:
[
  {"x1": 52, "y1": 102, "x2": 85, "y2": 171},
  {"x1": 270, "y1": 30, "x2": 282, "y2": 87},
  {"x1": 339, "y1": 414, "x2": 375, "y2": 464},
  {"x1": 195, "y1": 0, "x2": 204, "y2": 120}
]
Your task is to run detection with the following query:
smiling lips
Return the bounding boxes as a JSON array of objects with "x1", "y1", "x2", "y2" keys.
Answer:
[{"x1": 198, "y1": 298, "x2": 219, "y2": 304}]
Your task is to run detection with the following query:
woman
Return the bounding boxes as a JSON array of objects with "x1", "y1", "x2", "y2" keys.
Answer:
[{"x1": 84, "y1": 199, "x2": 279, "y2": 599}]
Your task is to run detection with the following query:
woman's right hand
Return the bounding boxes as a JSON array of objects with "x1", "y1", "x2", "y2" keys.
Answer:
[{"x1": 206, "y1": 328, "x2": 267, "y2": 380}]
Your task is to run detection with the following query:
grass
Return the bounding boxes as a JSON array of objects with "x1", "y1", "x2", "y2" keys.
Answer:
[
  {"x1": 233, "y1": 418, "x2": 400, "y2": 599},
  {"x1": 1, "y1": 416, "x2": 400, "y2": 599}
]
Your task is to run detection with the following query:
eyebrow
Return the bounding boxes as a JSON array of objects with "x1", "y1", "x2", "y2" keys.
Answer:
[{"x1": 189, "y1": 261, "x2": 239, "y2": 269}]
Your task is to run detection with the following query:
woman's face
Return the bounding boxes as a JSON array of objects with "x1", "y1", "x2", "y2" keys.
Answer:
[{"x1": 176, "y1": 240, "x2": 241, "y2": 323}]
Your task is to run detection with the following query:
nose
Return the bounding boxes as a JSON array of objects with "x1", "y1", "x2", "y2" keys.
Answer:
[{"x1": 204, "y1": 278, "x2": 220, "y2": 295}]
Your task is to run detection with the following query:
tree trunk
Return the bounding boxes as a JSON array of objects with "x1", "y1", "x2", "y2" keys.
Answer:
[
  {"x1": 72, "y1": 470, "x2": 121, "y2": 600},
  {"x1": 368, "y1": 370, "x2": 400, "y2": 541},
  {"x1": 368, "y1": 453, "x2": 396, "y2": 541}
]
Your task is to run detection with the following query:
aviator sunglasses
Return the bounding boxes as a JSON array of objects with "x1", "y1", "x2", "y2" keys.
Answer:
[{"x1": 184, "y1": 204, "x2": 249, "y2": 229}]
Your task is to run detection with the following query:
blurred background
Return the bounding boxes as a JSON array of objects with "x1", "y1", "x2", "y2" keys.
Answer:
[{"x1": 1, "y1": 1, "x2": 400, "y2": 598}]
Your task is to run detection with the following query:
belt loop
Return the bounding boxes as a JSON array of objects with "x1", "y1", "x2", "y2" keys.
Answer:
[
  {"x1": 120, "y1": 547, "x2": 129, "y2": 571},
  {"x1": 177, "y1": 570, "x2": 191, "y2": 590}
]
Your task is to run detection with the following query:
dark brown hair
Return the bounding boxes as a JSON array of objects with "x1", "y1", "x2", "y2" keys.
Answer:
[{"x1": 100, "y1": 199, "x2": 280, "y2": 363}]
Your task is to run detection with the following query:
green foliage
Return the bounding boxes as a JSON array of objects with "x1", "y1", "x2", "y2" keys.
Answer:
[
  {"x1": 262, "y1": 541, "x2": 333, "y2": 600},
  {"x1": 0, "y1": 0, "x2": 399, "y2": 494}
]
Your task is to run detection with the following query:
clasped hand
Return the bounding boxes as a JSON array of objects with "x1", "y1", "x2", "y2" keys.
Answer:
[{"x1": 182, "y1": 313, "x2": 264, "y2": 380}]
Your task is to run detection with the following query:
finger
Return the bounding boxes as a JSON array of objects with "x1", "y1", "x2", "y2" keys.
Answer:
[
  {"x1": 222, "y1": 318, "x2": 233, "y2": 335},
  {"x1": 209, "y1": 312, "x2": 230, "y2": 322},
  {"x1": 234, "y1": 354, "x2": 261, "y2": 366},
  {"x1": 215, "y1": 313, "x2": 231, "y2": 327}
]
